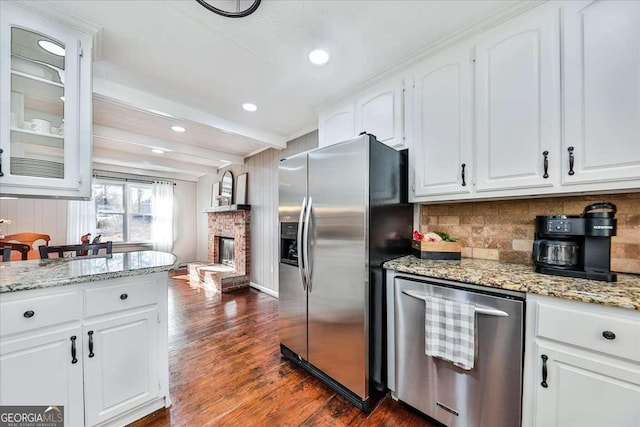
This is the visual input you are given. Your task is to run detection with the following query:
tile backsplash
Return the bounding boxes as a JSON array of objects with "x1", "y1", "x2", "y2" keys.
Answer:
[{"x1": 419, "y1": 192, "x2": 640, "y2": 274}]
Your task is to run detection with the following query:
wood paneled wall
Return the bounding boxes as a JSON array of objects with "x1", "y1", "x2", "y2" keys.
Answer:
[
  {"x1": 197, "y1": 131, "x2": 318, "y2": 296},
  {"x1": 212, "y1": 149, "x2": 280, "y2": 295}
]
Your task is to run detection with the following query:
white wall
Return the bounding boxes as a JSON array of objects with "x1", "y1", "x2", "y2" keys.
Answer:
[
  {"x1": 196, "y1": 174, "x2": 217, "y2": 262},
  {"x1": 171, "y1": 179, "x2": 197, "y2": 265},
  {"x1": 0, "y1": 198, "x2": 68, "y2": 245},
  {"x1": 0, "y1": 172, "x2": 197, "y2": 265}
]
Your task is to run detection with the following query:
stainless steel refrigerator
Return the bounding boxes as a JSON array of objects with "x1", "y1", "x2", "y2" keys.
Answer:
[{"x1": 278, "y1": 134, "x2": 413, "y2": 411}]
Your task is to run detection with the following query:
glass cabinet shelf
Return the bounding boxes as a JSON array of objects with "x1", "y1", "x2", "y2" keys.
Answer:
[
  {"x1": 11, "y1": 72, "x2": 64, "y2": 103},
  {"x1": 11, "y1": 54, "x2": 64, "y2": 84},
  {"x1": 10, "y1": 127, "x2": 64, "y2": 146}
]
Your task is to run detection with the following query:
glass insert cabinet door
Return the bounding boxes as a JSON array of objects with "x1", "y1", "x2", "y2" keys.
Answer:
[{"x1": 0, "y1": 3, "x2": 92, "y2": 199}]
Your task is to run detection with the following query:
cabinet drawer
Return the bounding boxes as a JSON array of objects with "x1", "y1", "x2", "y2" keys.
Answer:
[
  {"x1": 537, "y1": 303, "x2": 640, "y2": 363},
  {"x1": 0, "y1": 290, "x2": 82, "y2": 336},
  {"x1": 85, "y1": 279, "x2": 158, "y2": 317}
]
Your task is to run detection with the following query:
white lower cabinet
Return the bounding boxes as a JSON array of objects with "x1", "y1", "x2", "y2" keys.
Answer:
[
  {"x1": 0, "y1": 273, "x2": 169, "y2": 427},
  {"x1": 523, "y1": 295, "x2": 640, "y2": 427},
  {"x1": 533, "y1": 342, "x2": 640, "y2": 427},
  {"x1": 83, "y1": 308, "x2": 160, "y2": 426},
  {"x1": 0, "y1": 326, "x2": 84, "y2": 427}
]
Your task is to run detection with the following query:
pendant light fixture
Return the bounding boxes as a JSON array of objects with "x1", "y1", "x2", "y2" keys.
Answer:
[{"x1": 195, "y1": 0, "x2": 261, "y2": 18}]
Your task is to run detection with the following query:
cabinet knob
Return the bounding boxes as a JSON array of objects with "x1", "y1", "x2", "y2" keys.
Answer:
[
  {"x1": 23, "y1": 310, "x2": 35, "y2": 318},
  {"x1": 120, "y1": 293, "x2": 128, "y2": 300},
  {"x1": 602, "y1": 330, "x2": 616, "y2": 340}
]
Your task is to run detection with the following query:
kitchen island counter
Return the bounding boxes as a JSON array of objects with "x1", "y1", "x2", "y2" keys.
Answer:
[
  {"x1": 0, "y1": 250, "x2": 175, "y2": 426},
  {"x1": 384, "y1": 255, "x2": 640, "y2": 310},
  {"x1": 0, "y1": 250, "x2": 177, "y2": 293}
]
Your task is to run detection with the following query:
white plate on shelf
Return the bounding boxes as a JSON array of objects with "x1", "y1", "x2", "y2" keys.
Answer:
[{"x1": 10, "y1": 157, "x2": 64, "y2": 179}]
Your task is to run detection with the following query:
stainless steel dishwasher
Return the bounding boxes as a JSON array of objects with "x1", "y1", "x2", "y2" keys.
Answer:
[{"x1": 395, "y1": 276, "x2": 525, "y2": 427}]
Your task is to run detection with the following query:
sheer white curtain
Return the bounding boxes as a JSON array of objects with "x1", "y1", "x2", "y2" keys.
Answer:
[
  {"x1": 152, "y1": 181, "x2": 174, "y2": 252},
  {"x1": 67, "y1": 199, "x2": 96, "y2": 245}
]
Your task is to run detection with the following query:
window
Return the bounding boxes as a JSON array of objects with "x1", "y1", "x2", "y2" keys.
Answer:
[{"x1": 93, "y1": 180, "x2": 153, "y2": 243}]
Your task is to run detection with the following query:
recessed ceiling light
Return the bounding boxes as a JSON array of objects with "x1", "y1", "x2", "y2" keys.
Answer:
[
  {"x1": 242, "y1": 103, "x2": 257, "y2": 112},
  {"x1": 0, "y1": 197, "x2": 18, "y2": 200},
  {"x1": 38, "y1": 40, "x2": 65, "y2": 56},
  {"x1": 152, "y1": 148, "x2": 165, "y2": 154},
  {"x1": 170, "y1": 125, "x2": 186, "y2": 132},
  {"x1": 60, "y1": 96, "x2": 65, "y2": 102},
  {"x1": 308, "y1": 48, "x2": 330, "y2": 65}
]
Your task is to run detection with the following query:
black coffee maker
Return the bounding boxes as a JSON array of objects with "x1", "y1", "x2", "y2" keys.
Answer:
[{"x1": 532, "y1": 202, "x2": 617, "y2": 282}]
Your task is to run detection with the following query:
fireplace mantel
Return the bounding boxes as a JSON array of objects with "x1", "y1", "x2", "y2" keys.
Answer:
[{"x1": 203, "y1": 204, "x2": 251, "y2": 213}]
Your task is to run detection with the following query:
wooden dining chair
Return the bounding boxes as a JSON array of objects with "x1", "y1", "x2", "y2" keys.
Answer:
[
  {"x1": 39, "y1": 241, "x2": 113, "y2": 259},
  {"x1": 1, "y1": 243, "x2": 31, "y2": 262},
  {"x1": 2, "y1": 233, "x2": 51, "y2": 260}
]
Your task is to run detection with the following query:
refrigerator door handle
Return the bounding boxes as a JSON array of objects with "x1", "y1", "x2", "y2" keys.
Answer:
[
  {"x1": 297, "y1": 197, "x2": 307, "y2": 291},
  {"x1": 303, "y1": 196, "x2": 313, "y2": 291}
]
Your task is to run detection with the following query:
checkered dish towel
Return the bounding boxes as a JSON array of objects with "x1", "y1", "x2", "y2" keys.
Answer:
[{"x1": 424, "y1": 295, "x2": 476, "y2": 370}]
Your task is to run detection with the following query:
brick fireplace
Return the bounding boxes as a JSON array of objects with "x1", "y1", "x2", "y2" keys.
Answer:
[{"x1": 192, "y1": 205, "x2": 251, "y2": 293}]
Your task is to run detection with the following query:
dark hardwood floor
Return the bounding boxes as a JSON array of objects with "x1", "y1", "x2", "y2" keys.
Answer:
[{"x1": 129, "y1": 271, "x2": 436, "y2": 427}]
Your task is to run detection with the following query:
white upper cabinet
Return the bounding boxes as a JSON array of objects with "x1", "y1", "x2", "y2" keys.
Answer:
[
  {"x1": 318, "y1": 102, "x2": 355, "y2": 148},
  {"x1": 318, "y1": 1, "x2": 638, "y2": 201},
  {"x1": 412, "y1": 46, "x2": 472, "y2": 198},
  {"x1": 318, "y1": 76, "x2": 408, "y2": 149},
  {"x1": 475, "y1": 7, "x2": 561, "y2": 193},
  {"x1": 562, "y1": 0, "x2": 640, "y2": 187},
  {"x1": 0, "y1": 2, "x2": 93, "y2": 199},
  {"x1": 355, "y1": 78, "x2": 406, "y2": 149}
]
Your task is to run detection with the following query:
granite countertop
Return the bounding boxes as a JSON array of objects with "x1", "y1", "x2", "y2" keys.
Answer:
[
  {"x1": 0, "y1": 251, "x2": 178, "y2": 293},
  {"x1": 384, "y1": 255, "x2": 640, "y2": 311}
]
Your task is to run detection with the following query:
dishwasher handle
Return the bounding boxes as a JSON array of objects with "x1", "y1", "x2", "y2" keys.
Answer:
[{"x1": 402, "y1": 290, "x2": 509, "y2": 317}]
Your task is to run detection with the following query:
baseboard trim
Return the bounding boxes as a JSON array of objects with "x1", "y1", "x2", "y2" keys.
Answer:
[
  {"x1": 97, "y1": 396, "x2": 167, "y2": 427},
  {"x1": 250, "y1": 281, "x2": 278, "y2": 298}
]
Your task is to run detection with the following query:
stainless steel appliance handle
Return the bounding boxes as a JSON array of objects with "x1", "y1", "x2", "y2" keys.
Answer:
[
  {"x1": 303, "y1": 197, "x2": 313, "y2": 291},
  {"x1": 402, "y1": 290, "x2": 509, "y2": 317},
  {"x1": 297, "y1": 197, "x2": 307, "y2": 291}
]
